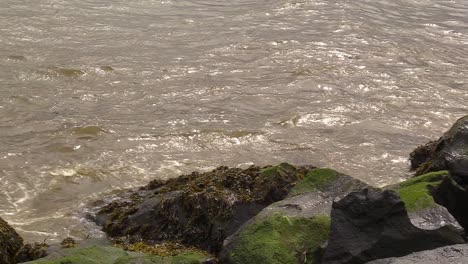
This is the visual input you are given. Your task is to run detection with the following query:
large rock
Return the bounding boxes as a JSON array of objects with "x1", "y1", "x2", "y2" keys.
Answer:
[
  {"x1": 366, "y1": 244, "x2": 468, "y2": 264},
  {"x1": 433, "y1": 173, "x2": 468, "y2": 231},
  {"x1": 387, "y1": 171, "x2": 461, "y2": 230},
  {"x1": 92, "y1": 163, "x2": 308, "y2": 253},
  {"x1": 0, "y1": 216, "x2": 23, "y2": 264},
  {"x1": 219, "y1": 168, "x2": 369, "y2": 264},
  {"x1": 15, "y1": 243, "x2": 48, "y2": 263},
  {"x1": 322, "y1": 188, "x2": 464, "y2": 264},
  {"x1": 410, "y1": 115, "x2": 468, "y2": 176}
]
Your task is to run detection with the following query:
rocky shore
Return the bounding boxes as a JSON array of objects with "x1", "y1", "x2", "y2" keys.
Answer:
[{"x1": 3, "y1": 115, "x2": 468, "y2": 263}]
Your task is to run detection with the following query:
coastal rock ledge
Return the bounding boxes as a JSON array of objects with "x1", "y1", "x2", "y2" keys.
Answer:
[
  {"x1": 3, "y1": 115, "x2": 468, "y2": 263},
  {"x1": 93, "y1": 163, "x2": 310, "y2": 253}
]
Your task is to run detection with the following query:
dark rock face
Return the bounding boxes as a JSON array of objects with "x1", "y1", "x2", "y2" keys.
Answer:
[
  {"x1": 409, "y1": 115, "x2": 468, "y2": 235},
  {"x1": 14, "y1": 243, "x2": 48, "y2": 263},
  {"x1": 409, "y1": 115, "x2": 468, "y2": 176},
  {"x1": 0, "y1": 217, "x2": 23, "y2": 264},
  {"x1": 322, "y1": 188, "x2": 464, "y2": 264},
  {"x1": 366, "y1": 244, "x2": 468, "y2": 264},
  {"x1": 433, "y1": 175, "x2": 468, "y2": 231},
  {"x1": 93, "y1": 163, "x2": 308, "y2": 253},
  {"x1": 219, "y1": 168, "x2": 368, "y2": 264}
]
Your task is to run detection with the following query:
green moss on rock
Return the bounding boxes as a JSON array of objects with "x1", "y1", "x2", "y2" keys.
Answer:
[
  {"x1": 26, "y1": 246, "x2": 129, "y2": 264},
  {"x1": 288, "y1": 168, "x2": 341, "y2": 197},
  {"x1": 393, "y1": 171, "x2": 449, "y2": 212},
  {"x1": 97, "y1": 164, "x2": 309, "y2": 252},
  {"x1": 227, "y1": 214, "x2": 331, "y2": 264},
  {"x1": 260, "y1": 163, "x2": 297, "y2": 178},
  {"x1": 114, "y1": 252, "x2": 207, "y2": 264},
  {"x1": 25, "y1": 245, "x2": 208, "y2": 264}
]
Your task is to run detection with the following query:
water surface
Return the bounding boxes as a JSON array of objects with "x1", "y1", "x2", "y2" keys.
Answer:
[{"x1": 1, "y1": 0, "x2": 468, "y2": 242}]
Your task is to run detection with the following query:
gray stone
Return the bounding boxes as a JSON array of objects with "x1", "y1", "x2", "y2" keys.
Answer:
[
  {"x1": 366, "y1": 244, "x2": 468, "y2": 264},
  {"x1": 322, "y1": 188, "x2": 465, "y2": 264}
]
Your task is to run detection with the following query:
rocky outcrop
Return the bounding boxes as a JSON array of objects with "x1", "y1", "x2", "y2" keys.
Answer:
[
  {"x1": 410, "y1": 115, "x2": 468, "y2": 176},
  {"x1": 408, "y1": 115, "x2": 468, "y2": 234},
  {"x1": 92, "y1": 163, "x2": 309, "y2": 253},
  {"x1": 433, "y1": 174, "x2": 468, "y2": 231},
  {"x1": 388, "y1": 170, "x2": 461, "y2": 230},
  {"x1": 366, "y1": 244, "x2": 468, "y2": 264},
  {"x1": 219, "y1": 168, "x2": 368, "y2": 264},
  {"x1": 322, "y1": 188, "x2": 464, "y2": 264},
  {"x1": 0, "y1": 217, "x2": 23, "y2": 264}
]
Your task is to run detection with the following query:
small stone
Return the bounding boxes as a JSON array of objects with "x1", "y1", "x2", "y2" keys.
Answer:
[{"x1": 61, "y1": 237, "x2": 77, "y2": 248}]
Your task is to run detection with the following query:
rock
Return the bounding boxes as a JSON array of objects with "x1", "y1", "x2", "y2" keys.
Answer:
[
  {"x1": 60, "y1": 238, "x2": 76, "y2": 249},
  {"x1": 387, "y1": 170, "x2": 461, "y2": 230},
  {"x1": 409, "y1": 115, "x2": 468, "y2": 176},
  {"x1": 219, "y1": 168, "x2": 369, "y2": 264},
  {"x1": 23, "y1": 243, "x2": 211, "y2": 264},
  {"x1": 221, "y1": 214, "x2": 331, "y2": 264},
  {"x1": 432, "y1": 173, "x2": 468, "y2": 231},
  {"x1": 0, "y1": 216, "x2": 23, "y2": 264},
  {"x1": 322, "y1": 188, "x2": 464, "y2": 264},
  {"x1": 14, "y1": 243, "x2": 48, "y2": 263},
  {"x1": 366, "y1": 244, "x2": 468, "y2": 264},
  {"x1": 92, "y1": 163, "x2": 308, "y2": 253}
]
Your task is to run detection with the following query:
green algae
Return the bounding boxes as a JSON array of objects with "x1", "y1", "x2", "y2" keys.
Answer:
[
  {"x1": 399, "y1": 171, "x2": 448, "y2": 188},
  {"x1": 25, "y1": 245, "x2": 208, "y2": 264},
  {"x1": 228, "y1": 214, "x2": 331, "y2": 264},
  {"x1": 114, "y1": 252, "x2": 207, "y2": 264},
  {"x1": 288, "y1": 168, "x2": 341, "y2": 197},
  {"x1": 26, "y1": 246, "x2": 129, "y2": 264},
  {"x1": 171, "y1": 253, "x2": 208, "y2": 264},
  {"x1": 393, "y1": 171, "x2": 449, "y2": 212},
  {"x1": 260, "y1": 163, "x2": 297, "y2": 178}
]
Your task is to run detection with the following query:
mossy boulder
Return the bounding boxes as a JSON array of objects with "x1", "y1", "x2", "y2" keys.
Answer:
[
  {"x1": 24, "y1": 245, "x2": 209, "y2": 264},
  {"x1": 220, "y1": 167, "x2": 368, "y2": 264},
  {"x1": 222, "y1": 214, "x2": 330, "y2": 264},
  {"x1": 287, "y1": 168, "x2": 342, "y2": 197},
  {"x1": 391, "y1": 171, "x2": 448, "y2": 212},
  {"x1": 387, "y1": 171, "x2": 461, "y2": 230},
  {"x1": 92, "y1": 164, "x2": 309, "y2": 253},
  {"x1": 409, "y1": 115, "x2": 468, "y2": 176},
  {"x1": 0, "y1": 216, "x2": 23, "y2": 264}
]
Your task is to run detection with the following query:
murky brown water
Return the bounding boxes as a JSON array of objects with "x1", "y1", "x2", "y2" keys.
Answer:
[{"x1": 1, "y1": 0, "x2": 468, "y2": 242}]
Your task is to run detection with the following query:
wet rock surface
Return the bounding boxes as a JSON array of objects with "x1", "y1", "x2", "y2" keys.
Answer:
[
  {"x1": 322, "y1": 188, "x2": 464, "y2": 264},
  {"x1": 433, "y1": 174, "x2": 468, "y2": 232},
  {"x1": 219, "y1": 168, "x2": 368, "y2": 264},
  {"x1": 0, "y1": 217, "x2": 23, "y2": 264},
  {"x1": 366, "y1": 244, "x2": 468, "y2": 264},
  {"x1": 14, "y1": 243, "x2": 48, "y2": 263},
  {"x1": 386, "y1": 170, "x2": 461, "y2": 230},
  {"x1": 92, "y1": 163, "x2": 308, "y2": 253},
  {"x1": 410, "y1": 115, "x2": 468, "y2": 176}
]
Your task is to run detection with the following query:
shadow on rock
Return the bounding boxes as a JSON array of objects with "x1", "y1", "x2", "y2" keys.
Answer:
[{"x1": 322, "y1": 188, "x2": 465, "y2": 264}]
